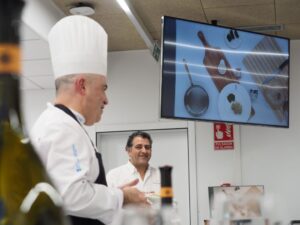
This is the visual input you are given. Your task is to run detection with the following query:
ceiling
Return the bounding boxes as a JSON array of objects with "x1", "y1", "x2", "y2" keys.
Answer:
[
  {"x1": 20, "y1": 0, "x2": 300, "y2": 90},
  {"x1": 53, "y1": 0, "x2": 300, "y2": 51}
]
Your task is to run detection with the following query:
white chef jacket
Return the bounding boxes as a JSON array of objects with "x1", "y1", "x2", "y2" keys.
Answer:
[
  {"x1": 106, "y1": 161, "x2": 160, "y2": 194},
  {"x1": 30, "y1": 103, "x2": 123, "y2": 224}
]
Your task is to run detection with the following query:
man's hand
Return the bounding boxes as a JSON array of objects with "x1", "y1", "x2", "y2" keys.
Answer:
[
  {"x1": 122, "y1": 187, "x2": 149, "y2": 206},
  {"x1": 119, "y1": 179, "x2": 149, "y2": 206},
  {"x1": 118, "y1": 178, "x2": 139, "y2": 189}
]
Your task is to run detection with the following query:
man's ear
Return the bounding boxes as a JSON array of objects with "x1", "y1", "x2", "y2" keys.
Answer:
[
  {"x1": 74, "y1": 77, "x2": 86, "y2": 95},
  {"x1": 126, "y1": 147, "x2": 131, "y2": 153}
]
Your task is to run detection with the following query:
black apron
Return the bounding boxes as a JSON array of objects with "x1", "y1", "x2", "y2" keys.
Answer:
[{"x1": 55, "y1": 104, "x2": 107, "y2": 225}]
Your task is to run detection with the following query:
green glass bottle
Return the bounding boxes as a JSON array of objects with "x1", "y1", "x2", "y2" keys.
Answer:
[{"x1": 0, "y1": 1, "x2": 70, "y2": 225}]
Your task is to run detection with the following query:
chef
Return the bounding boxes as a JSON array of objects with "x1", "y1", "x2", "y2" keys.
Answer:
[{"x1": 31, "y1": 15, "x2": 148, "y2": 225}]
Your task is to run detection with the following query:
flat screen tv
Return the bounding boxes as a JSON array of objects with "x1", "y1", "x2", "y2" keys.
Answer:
[
  {"x1": 161, "y1": 16, "x2": 290, "y2": 127},
  {"x1": 208, "y1": 185, "x2": 264, "y2": 220}
]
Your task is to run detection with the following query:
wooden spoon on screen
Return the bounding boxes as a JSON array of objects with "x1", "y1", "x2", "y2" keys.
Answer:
[{"x1": 197, "y1": 31, "x2": 239, "y2": 92}]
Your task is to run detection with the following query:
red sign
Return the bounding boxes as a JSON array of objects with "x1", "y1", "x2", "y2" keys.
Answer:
[{"x1": 214, "y1": 123, "x2": 234, "y2": 150}]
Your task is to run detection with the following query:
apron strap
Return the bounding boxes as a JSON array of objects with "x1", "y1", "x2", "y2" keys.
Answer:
[{"x1": 55, "y1": 104, "x2": 80, "y2": 124}]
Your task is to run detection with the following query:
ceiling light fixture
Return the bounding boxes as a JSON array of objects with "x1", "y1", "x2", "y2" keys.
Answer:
[
  {"x1": 116, "y1": 0, "x2": 160, "y2": 61},
  {"x1": 238, "y1": 24, "x2": 284, "y2": 32},
  {"x1": 116, "y1": 0, "x2": 130, "y2": 13},
  {"x1": 69, "y1": 2, "x2": 95, "y2": 16}
]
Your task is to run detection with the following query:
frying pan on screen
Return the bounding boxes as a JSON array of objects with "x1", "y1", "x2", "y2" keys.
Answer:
[{"x1": 183, "y1": 59, "x2": 209, "y2": 117}]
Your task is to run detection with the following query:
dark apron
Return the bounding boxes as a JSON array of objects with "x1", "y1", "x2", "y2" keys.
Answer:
[{"x1": 55, "y1": 104, "x2": 107, "y2": 225}]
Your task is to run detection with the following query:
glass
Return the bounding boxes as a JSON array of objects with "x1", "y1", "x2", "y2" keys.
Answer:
[
  {"x1": 160, "y1": 205, "x2": 182, "y2": 225},
  {"x1": 209, "y1": 189, "x2": 288, "y2": 225},
  {"x1": 111, "y1": 205, "x2": 182, "y2": 225},
  {"x1": 249, "y1": 89, "x2": 259, "y2": 102},
  {"x1": 112, "y1": 205, "x2": 161, "y2": 225}
]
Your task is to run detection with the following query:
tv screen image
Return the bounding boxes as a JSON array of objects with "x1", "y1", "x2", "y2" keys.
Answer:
[
  {"x1": 208, "y1": 185, "x2": 264, "y2": 220},
  {"x1": 161, "y1": 16, "x2": 290, "y2": 127}
]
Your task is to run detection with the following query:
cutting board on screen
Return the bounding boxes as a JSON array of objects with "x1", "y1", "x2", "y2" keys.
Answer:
[
  {"x1": 198, "y1": 31, "x2": 239, "y2": 92},
  {"x1": 243, "y1": 36, "x2": 288, "y2": 121}
]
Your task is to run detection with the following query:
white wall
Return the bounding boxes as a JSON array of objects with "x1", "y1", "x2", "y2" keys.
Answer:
[
  {"x1": 22, "y1": 89, "x2": 54, "y2": 131},
  {"x1": 101, "y1": 50, "x2": 161, "y2": 125},
  {"x1": 196, "y1": 122, "x2": 241, "y2": 223},
  {"x1": 22, "y1": 43, "x2": 300, "y2": 225},
  {"x1": 240, "y1": 41, "x2": 300, "y2": 223}
]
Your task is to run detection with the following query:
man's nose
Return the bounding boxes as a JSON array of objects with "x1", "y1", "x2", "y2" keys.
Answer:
[{"x1": 104, "y1": 95, "x2": 108, "y2": 105}]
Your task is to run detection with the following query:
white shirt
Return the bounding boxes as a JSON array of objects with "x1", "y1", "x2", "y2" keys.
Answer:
[
  {"x1": 106, "y1": 161, "x2": 160, "y2": 194},
  {"x1": 30, "y1": 103, "x2": 123, "y2": 224}
]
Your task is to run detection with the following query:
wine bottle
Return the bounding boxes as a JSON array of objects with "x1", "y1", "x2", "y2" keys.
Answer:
[
  {"x1": 0, "y1": 1, "x2": 70, "y2": 225},
  {"x1": 159, "y1": 166, "x2": 173, "y2": 206},
  {"x1": 159, "y1": 166, "x2": 181, "y2": 225}
]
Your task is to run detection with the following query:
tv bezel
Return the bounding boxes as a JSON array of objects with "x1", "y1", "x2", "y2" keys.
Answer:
[{"x1": 160, "y1": 15, "x2": 290, "y2": 128}]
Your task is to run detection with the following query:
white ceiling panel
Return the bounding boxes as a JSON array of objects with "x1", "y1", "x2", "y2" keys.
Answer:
[
  {"x1": 22, "y1": 59, "x2": 53, "y2": 77},
  {"x1": 26, "y1": 76, "x2": 55, "y2": 90},
  {"x1": 20, "y1": 22, "x2": 40, "y2": 41},
  {"x1": 20, "y1": 23, "x2": 52, "y2": 90},
  {"x1": 21, "y1": 39, "x2": 50, "y2": 61},
  {"x1": 20, "y1": 77, "x2": 42, "y2": 90}
]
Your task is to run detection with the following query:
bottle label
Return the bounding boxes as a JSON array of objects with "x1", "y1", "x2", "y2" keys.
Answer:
[
  {"x1": 0, "y1": 44, "x2": 20, "y2": 74},
  {"x1": 160, "y1": 187, "x2": 173, "y2": 198}
]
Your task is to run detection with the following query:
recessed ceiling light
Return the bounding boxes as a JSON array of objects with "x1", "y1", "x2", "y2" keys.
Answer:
[
  {"x1": 69, "y1": 2, "x2": 95, "y2": 16},
  {"x1": 238, "y1": 24, "x2": 284, "y2": 32}
]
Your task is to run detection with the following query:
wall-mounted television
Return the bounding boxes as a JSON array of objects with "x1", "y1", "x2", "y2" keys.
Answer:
[
  {"x1": 160, "y1": 16, "x2": 290, "y2": 128},
  {"x1": 208, "y1": 185, "x2": 264, "y2": 220}
]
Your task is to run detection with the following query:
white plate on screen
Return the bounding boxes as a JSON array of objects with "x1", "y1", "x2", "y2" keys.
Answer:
[{"x1": 218, "y1": 83, "x2": 251, "y2": 122}]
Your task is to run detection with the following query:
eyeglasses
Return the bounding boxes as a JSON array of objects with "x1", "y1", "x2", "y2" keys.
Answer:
[{"x1": 132, "y1": 144, "x2": 152, "y2": 150}]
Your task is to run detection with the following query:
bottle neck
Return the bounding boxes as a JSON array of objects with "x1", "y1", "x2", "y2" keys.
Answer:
[
  {"x1": 0, "y1": 74, "x2": 23, "y2": 133},
  {"x1": 0, "y1": 1, "x2": 24, "y2": 44},
  {"x1": 0, "y1": 0, "x2": 24, "y2": 131}
]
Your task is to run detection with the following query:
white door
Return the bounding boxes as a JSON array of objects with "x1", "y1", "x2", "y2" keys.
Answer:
[{"x1": 96, "y1": 128, "x2": 190, "y2": 225}]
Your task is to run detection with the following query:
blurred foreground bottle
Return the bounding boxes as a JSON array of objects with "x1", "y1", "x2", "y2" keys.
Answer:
[
  {"x1": 0, "y1": 1, "x2": 69, "y2": 225},
  {"x1": 159, "y1": 166, "x2": 181, "y2": 225}
]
